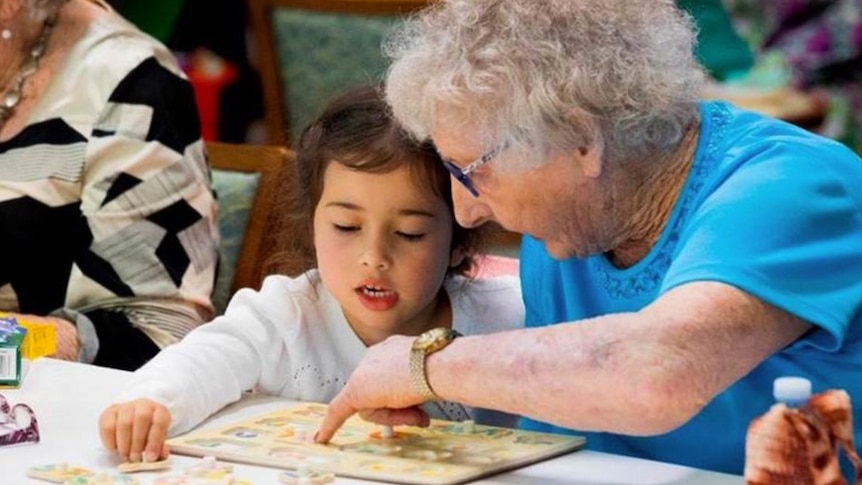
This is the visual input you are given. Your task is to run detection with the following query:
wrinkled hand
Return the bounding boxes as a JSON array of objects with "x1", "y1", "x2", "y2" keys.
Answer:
[
  {"x1": 99, "y1": 399, "x2": 171, "y2": 463},
  {"x1": 316, "y1": 335, "x2": 429, "y2": 443},
  {"x1": 3, "y1": 313, "x2": 78, "y2": 360}
]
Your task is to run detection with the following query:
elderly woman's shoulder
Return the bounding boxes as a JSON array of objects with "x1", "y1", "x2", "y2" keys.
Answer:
[
  {"x1": 705, "y1": 101, "x2": 860, "y2": 166},
  {"x1": 72, "y1": 7, "x2": 185, "y2": 81}
]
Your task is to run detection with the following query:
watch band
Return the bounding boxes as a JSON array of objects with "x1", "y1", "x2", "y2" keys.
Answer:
[
  {"x1": 409, "y1": 327, "x2": 460, "y2": 402},
  {"x1": 410, "y1": 348, "x2": 440, "y2": 401}
]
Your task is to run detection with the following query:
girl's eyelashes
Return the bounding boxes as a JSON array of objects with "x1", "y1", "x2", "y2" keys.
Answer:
[
  {"x1": 333, "y1": 223, "x2": 427, "y2": 241},
  {"x1": 396, "y1": 231, "x2": 426, "y2": 241},
  {"x1": 333, "y1": 223, "x2": 359, "y2": 232}
]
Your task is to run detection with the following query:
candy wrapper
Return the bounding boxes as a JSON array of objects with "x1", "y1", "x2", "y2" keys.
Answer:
[
  {"x1": 0, "y1": 317, "x2": 26, "y2": 387},
  {"x1": 0, "y1": 393, "x2": 40, "y2": 447},
  {"x1": 745, "y1": 388, "x2": 862, "y2": 484}
]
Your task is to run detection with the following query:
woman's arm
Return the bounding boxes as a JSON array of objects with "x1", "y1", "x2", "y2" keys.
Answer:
[
  {"x1": 70, "y1": 55, "x2": 218, "y2": 368},
  {"x1": 317, "y1": 281, "x2": 810, "y2": 441},
  {"x1": 112, "y1": 277, "x2": 303, "y2": 436}
]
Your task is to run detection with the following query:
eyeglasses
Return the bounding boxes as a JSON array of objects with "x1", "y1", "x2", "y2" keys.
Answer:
[{"x1": 441, "y1": 141, "x2": 508, "y2": 197}]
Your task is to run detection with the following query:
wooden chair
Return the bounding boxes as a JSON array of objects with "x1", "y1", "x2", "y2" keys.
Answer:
[
  {"x1": 206, "y1": 142, "x2": 294, "y2": 312},
  {"x1": 246, "y1": 0, "x2": 429, "y2": 146},
  {"x1": 702, "y1": 84, "x2": 828, "y2": 131}
]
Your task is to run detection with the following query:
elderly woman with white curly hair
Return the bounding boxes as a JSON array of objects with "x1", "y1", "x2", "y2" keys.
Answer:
[
  {"x1": 316, "y1": 0, "x2": 862, "y2": 475},
  {"x1": 0, "y1": 0, "x2": 218, "y2": 369}
]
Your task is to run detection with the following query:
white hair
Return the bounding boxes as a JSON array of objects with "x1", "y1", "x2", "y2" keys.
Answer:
[{"x1": 384, "y1": 0, "x2": 705, "y2": 168}]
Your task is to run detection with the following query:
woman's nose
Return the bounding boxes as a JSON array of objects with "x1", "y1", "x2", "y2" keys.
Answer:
[{"x1": 452, "y1": 182, "x2": 494, "y2": 228}]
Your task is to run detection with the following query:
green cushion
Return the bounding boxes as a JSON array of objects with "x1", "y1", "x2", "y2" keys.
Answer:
[
  {"x1": 272, "y1": 8, "x2": 401, "y2": 144},
  {"x1": 211, "y1": 169, "x2": 260, "y2": 315}
]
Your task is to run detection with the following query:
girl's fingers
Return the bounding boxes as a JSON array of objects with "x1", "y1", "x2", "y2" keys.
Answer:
[
  {"x1": 114, "y1": 404, "x2": 137, "y2": 460},
  {"x1": 143, "y1": 406, "x2": 171, "y2": 462},
  {"x1": 98, "y1": 406, "x2": 119, "y2": 451},
  {"x1": 129, "y1": 403, "x2": 155, "y2": 462}
]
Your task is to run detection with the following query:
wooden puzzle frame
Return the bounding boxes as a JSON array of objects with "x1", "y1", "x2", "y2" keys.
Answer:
[{"x1": 167, "y1": 403, "x2": 585, "y2": 485}]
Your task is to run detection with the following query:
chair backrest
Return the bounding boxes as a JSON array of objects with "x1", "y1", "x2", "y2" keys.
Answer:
[
  {"x1": 247, "y1": 0, "x2": 429, "y2": 146},
  {"x1": 207, "y1": 141, "x2": 293, "y2": 312}
]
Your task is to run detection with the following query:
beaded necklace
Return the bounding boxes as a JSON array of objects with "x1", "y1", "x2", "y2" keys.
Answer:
[{"x1": 0, "y1": 13, "x2": 57, "y2": 130}]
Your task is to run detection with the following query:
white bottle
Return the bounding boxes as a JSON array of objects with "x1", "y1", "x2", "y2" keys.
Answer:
[{"x1": 773, "y1": 376, "x2": 812, "y2": 408}]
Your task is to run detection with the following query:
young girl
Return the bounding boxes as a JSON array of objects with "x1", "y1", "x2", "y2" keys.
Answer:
[{"x1": 98, "y1": 86, "x2": 524, "y2": 464}]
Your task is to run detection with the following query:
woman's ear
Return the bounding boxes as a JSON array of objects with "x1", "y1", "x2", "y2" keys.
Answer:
[{"x1": 577, "y1": 144, "x2": 603, "y2": 179}]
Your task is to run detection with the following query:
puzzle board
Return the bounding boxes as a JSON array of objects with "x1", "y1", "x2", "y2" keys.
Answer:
[{"x1": 166, "y1": 403, "x2": 585, "y2": 485}]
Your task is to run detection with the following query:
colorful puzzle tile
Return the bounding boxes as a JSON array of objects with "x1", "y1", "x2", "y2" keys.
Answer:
[
  {"x1": 152, "y1": 475, "x2": 252, "y2": 485},
  {"x1": 63, "y1": 471, "x2": 139, "y2": 484},
  {"x1": 278, "y1": 465, "x2": 335, "y2": 485},
  {"x1": 184, "y1": 455, "x2": 233, "y2": 479},
  {"x1": 152, "y1": 477, "x2": 195, "y2": 485},
  {"x1": 116, "y1": 459, "x2": 171, "y2": 473},
  {"x1": 26, "y1": 463, "x2": 93, "y2": 483}
]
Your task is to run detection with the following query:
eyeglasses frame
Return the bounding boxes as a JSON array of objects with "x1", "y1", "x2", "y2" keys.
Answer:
[{"x1": 441, "y1": 141, "x2": 508, "y2": 197}]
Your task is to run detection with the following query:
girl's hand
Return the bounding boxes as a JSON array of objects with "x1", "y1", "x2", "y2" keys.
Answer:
[{"x1": 99, "y1": 399, "x2": 171, "y2": 463}]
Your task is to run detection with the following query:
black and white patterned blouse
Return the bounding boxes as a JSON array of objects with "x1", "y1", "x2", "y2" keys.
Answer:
[{"x1": 0, "y1": 5, "x2": 219, "y2": 369}]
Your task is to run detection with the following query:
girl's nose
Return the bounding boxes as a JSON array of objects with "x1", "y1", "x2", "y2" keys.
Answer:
[{"x1": 360, "y1": 237, "x2": 392, "y2": 270}]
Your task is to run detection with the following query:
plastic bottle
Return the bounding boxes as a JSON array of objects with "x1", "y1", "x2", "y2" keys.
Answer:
[{"x1": 772, "y1": 376, "x2": 812, "y2": 408}]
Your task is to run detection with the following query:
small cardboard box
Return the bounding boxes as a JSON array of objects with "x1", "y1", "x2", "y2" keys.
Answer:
[
  {"x1": 17, "y1": 320, "x2": 57, "y2": 359},
  {"x1": 0, "y1": 317, "x2": 26, "y2": 388}
]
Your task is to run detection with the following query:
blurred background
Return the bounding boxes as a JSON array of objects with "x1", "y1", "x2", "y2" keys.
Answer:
[
  {"x1": 110, "y1": 0, "x2": 861, "y2": 153},
  {"x1": 108, "y1": 0, "x2": 265, "y2": 144}
]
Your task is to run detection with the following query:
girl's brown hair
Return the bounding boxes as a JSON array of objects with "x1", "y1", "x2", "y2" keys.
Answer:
[{"x1": 263, "y1": 85, "x2": 482, "y2": 278}]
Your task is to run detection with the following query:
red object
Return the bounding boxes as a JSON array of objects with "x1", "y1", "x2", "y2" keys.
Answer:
[{"x1": 185, "y1": 50, "x2": 238, "y2": 141}]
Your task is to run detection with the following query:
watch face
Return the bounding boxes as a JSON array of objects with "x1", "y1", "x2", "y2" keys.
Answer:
[{"x1": 414, "y1": 327, "x2": 454, "y2": 351}]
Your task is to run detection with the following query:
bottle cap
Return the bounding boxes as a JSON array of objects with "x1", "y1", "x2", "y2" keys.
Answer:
[{"x1": 773, "y1": 376, "x2": 812, "y2": 405}]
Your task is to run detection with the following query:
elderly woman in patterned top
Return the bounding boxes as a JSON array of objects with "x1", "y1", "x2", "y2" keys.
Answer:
[{"x1": 0, "y1": 0, "x2": 218, "y2": 370}]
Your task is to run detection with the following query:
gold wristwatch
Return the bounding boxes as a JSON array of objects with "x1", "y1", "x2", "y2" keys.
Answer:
[{"x1": 409, "y1": 327, "x2": 461, "y2": 401}]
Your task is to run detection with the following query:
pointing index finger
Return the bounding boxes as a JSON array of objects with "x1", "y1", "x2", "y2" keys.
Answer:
[{"x1": 315, "y1": 394, "x2": 358, "y2": 443}]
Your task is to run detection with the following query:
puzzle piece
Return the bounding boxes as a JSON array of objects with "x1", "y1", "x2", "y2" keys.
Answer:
[
  {"x1": 277, "y1": 464, "x2": 335, "y2": 485},
  {"x1": 63, "y1": 471, "x2": 139, "y2": 484},
  {"x1": 152, "y1": 478, "x2": 200, "y2": 485},
  {"x1": 117, "y1": 459, "x2": 171, "y2": 473},
  {"x1": 26, "y1": 463, "x2": 93, "y2": 483},
  {"x1": 367, "y1": 425, "x2": 410, "y2": 441},
  {"x1": 152, "y1": 476, "x2": 252, "y2": 485},
  {"x1": 403, "y1": 449, "x2": 454, "y2": 461},
  {"x1": 184, "y1": 455, "x2": 233, "y2": 479}
]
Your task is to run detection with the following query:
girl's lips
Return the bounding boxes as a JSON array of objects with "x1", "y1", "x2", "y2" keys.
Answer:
[{"x1": 355, "y1": 286, "x2": 399, "y2": 311}]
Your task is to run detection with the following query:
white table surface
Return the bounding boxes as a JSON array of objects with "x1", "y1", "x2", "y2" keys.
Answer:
[{"x1": 0, "y1": 359, "x2": 743, "y2": 485}]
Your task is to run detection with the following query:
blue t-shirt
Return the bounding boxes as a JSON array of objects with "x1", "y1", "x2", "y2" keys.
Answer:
[{"x1": 520, "y1": 101, "x2": 862, "y2": 475}]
